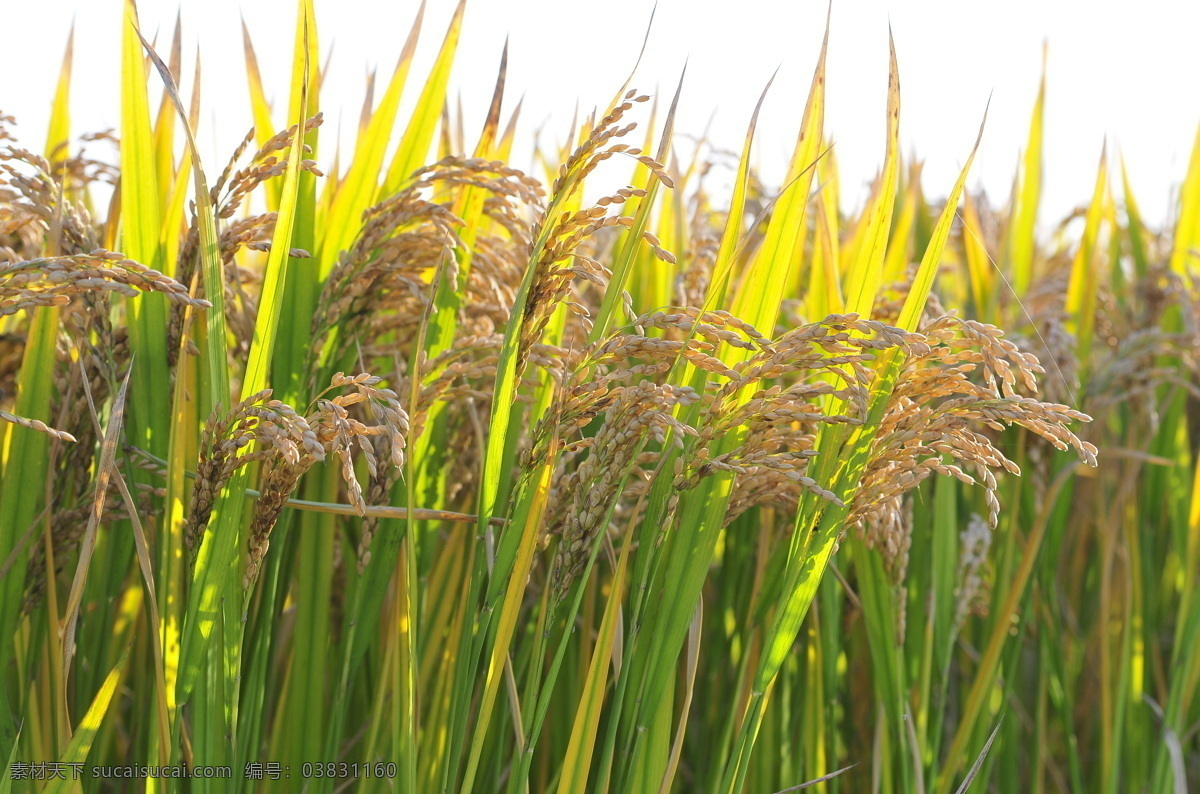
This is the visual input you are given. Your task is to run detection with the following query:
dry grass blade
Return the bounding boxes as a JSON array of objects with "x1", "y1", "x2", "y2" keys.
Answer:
[
  {"x1": 953, "y1": 717, "x2": 1004, "y2": 794},
  {"x1": 1145, "y1": 697, "x2": 1189, "y2": 794},
  {"x1": 772, "y1": 764, "x2": 858, "y2": 792},
  {"x1": 98, "y1": 426, "x2": 170, "y2": 763},
  {"x1": 61, "y1": 362, "x2": 132, "y2": 675}
]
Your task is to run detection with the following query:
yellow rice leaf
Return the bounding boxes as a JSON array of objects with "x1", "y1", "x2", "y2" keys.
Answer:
[
  {"x1": 842, "y1": 32, "x2": 900, "y2": 320},
  {"x1": 705, "y1": 75, "x2": 774, "y2": 311},
  {"x1": 461, "y1": 457, "x2": 553, "y2": 792},
  {"x1": 496, "y1": 99, "x2": 522, "y2": 161},
  {"x1": 558, "y1": 532, "x2": 632, "y2": 794},
  {"x1": 882, "y1": 163, "x2": 920, "y2": 283},
  {"x1": 240, "y1": 19, "x2": 275, "y2": 149},
  {"x1": 1065, "y1": 144, "x2": 1109, "y2": 366},
  {"x1": 961, "y1": 189, "x2": 994, "y2": 320},
  {"x1": 1009, "y1": 44, "x2": 1045, "y2": 294},
  {"x1": 241, "y1": 17, "x2": 279, "y2": 207},
  {"x1": 733, "y1": 15, "x2": 828, "y2": 338},
  {"x1": 45, "y1": 24, "x2": 73, "y2": 164},
  {"x1": 151, "y1": 14, "x2": 182, "y2": 209},
  {"x1": 897, "y1": 104, "x2": 988, "y2": 332},
  {"x1": 806, "y1": 143, "x2": 842, "y2": 319},
  {"x1": 43, "y1": 647, "x2": 130, "y2": 794},
  {"x1": 1121, "y1": 156, "x2": 1150, "y2": 277},
  {"x1": 160, "y1": 53, "x2": 201, "y2": 276},
  {"x1": 1170, "y1": 124, "x2": 1200, "y2": 274}
]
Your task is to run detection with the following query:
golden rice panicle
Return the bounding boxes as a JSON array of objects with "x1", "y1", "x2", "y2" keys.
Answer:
[
  {"x1": 245, "y1": 372, "x2": 408, "y2": 590},
  {"x1": 311, "y1": 157, "x2": 541, "y2": 375},
  {"x1": 549, "y1": 379, "x2": 697, "y2": 600},
  {"x1": 849, "y1": 313, "x2": 1097, "y2": 564},
  {"x1": 3, "y1": 131, "x2": 114, "y2": 258},
  {"x1": 308, "y1": 183, "x2": 466, "y2": 376},
  {"x1": 211, "y1": 113, "x2": 325, "y2": 218},
  {"x1": 186, "y1": 391, "x2": 320, "y2": 560},
  {"x1": 703, "y1": 315, "x2": 925, "y2": 525},
  {"x1": 243, "y1": 455, "x2": 308, "y2": 591},
  {"x1": 0, "y1": 246, "x2": 202, "y2": 443},
  {"x1": 0, "y1": 252, "x2": 209, "y2": 317},
  {"x1": 520, "y1": 305, "x2": 780, "y2": 476},
  {"x1": 515, "y1": 90, "x2": 674, "y2": 376},
  {"x1": 413, "y1": 156, "x2": 545, "y2": 209}
]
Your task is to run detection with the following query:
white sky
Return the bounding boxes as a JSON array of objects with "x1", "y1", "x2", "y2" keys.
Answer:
[{"x1": 5, "y1": 0, "x2": 1199, "y2": 229}]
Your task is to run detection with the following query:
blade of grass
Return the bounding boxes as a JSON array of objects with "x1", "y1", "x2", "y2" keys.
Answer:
[
  {"x1": 1009, "y1": 44, "x2": 1045, "y2": 295},
  {"x1": 61, "y1": 366, "x2": 131, "y2": 676},
  {"x1": 42, "y1": 646, "x2": 130, "y2": 794},
  {"x1": 952, "y1": 718, "x2": 1003, "y2": 794},
  {"x1": 241, "y1": 17, "x2": 280, "y2": 208},
  {"x1": 120, "y1": 0, "x2": 169, "y2": 463},
  {"x1": 45, "y1": 24, "x2": 73, "y2": 166},
  {"x1": 1170, "y1": 123, "x2": 1200, "y2": 274},
  {"x1": 558, "y1": 532, "x2": 632, "y2": 794},
  {"x1": 175, "y1": 10, "x2": 309, "y2": 714},
  {"x1": 1064, "y1": 144, "x2": 1108, "y2": 370}
]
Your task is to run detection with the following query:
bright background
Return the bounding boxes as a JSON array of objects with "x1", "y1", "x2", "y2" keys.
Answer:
[{"x1": 5, "y1": 0, "x2": 1198, "y2": 227}]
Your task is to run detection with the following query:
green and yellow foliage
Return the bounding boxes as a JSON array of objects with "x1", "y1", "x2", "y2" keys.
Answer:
[{"x1": 0, "y1": 3, "x2": 1196, "y2": 793}]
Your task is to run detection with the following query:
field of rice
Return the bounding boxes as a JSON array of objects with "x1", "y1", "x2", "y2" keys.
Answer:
[{"x1": 2, "y1": 1, "x2": 1198, "y2": 792}]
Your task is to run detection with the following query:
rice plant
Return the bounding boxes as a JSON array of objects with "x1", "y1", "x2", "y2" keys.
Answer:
[{"x1": 1, "y1": 2, "x2": 1196, "y2": 792}]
